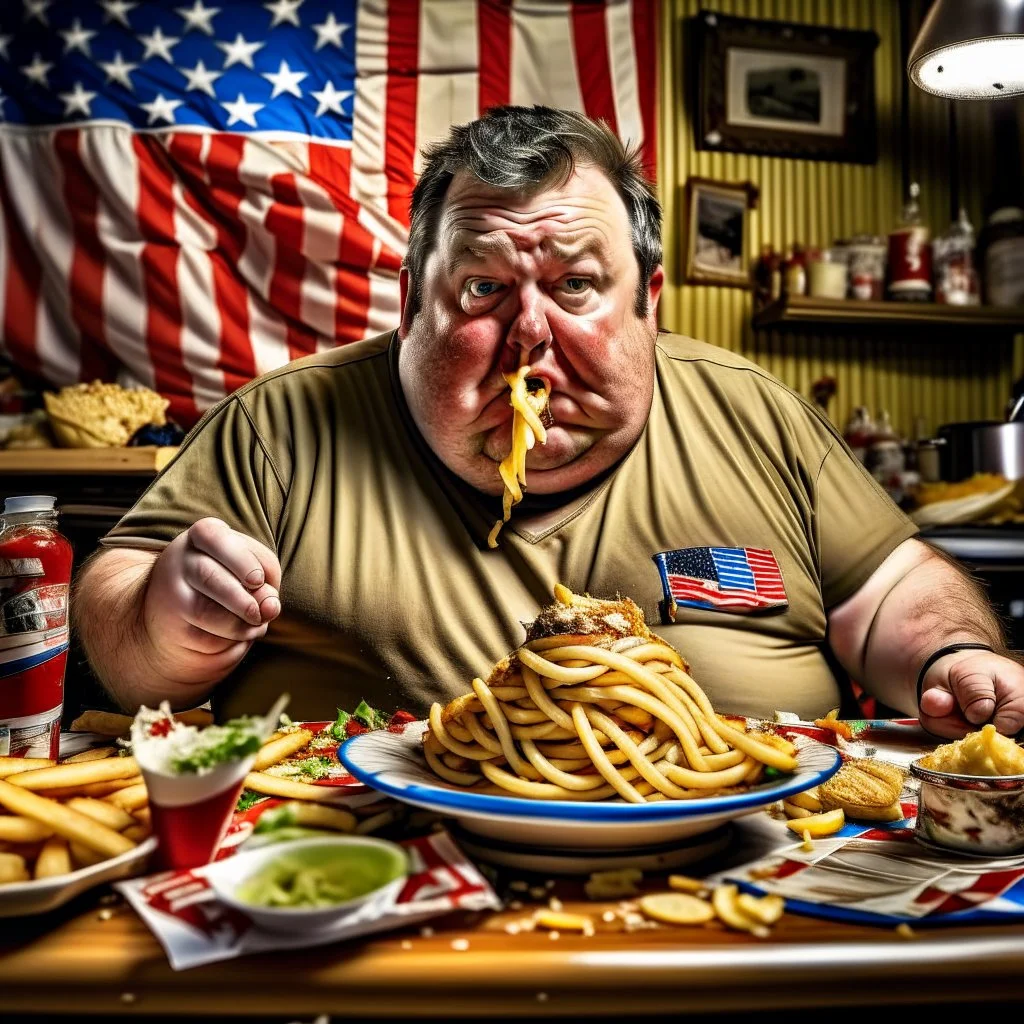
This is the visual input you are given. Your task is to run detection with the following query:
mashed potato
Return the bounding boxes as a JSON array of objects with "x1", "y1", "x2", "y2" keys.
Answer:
[{"x1": 920, "y1": 724, "x2": 1024, "y2": 776}]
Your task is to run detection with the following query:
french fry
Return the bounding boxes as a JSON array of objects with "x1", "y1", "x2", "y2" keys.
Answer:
[
  {"x1": 66, "y1": 798, "x2": 136, "y2": 832},
  {"x1": 668, "y1": 874, "x2": 709, "y2": 895},
  {"x1": 0, "y1": 779, "x2": 135, "y2": 858},
  {"x1": 253, "y1": 730, "x2": 313, "y2": 771},
  {"x1": 244, "y1": 771, "x2": 348, "y2": 803},
  {"x1": 639, "y1": 892, "x2": 715, "y2": 925},
  {"x1": 62, "y1": 747, "x2": 117, "y2": 764},
  {"x1": 69, "y1": 841, "x2": 107, "y2": 869},
  {"x1": 121, "y1": 824, "x2": 150, "y2": 844},
  {"x1": 0, "y1": 851, "x2": 29, "y2": 883},
  {"x1": 34, "y1": 836, "x2": 71, "y2": 879},
  {"x1": 737, "y1": 892, "x2": 785, "y2": 926},
  {"x1": 711, "y1": 884, "x2": 769, "y2": 938},
  {"x1": 786, "y1": 788, "x2": 823, "y2": 812},
  {"x1": 0, "y1": 757, "x2": 54, "y2": 779},
  {"x1": 354, "y1": 808, "x2": 400, "y2": 834},
  {"x1": 785, "y1": 808, "x2": 845, "y2": 838},
  {"x1": 839, "y1": 801, "x2": 903, "y2": 822},
  {"x1": 278, "y1": 802, "x2": 356, "y2": 832},
  {"x1": 533, "y1": 909, "x2": 596, "y2": 933},
  {"x1": 40, "y1": 777, "x2": 143, "y2": 800},
  {"x1": 105, "y1": 783, "x2": 149, "y2": 812},
  {"x1": 10, "y1": 756, "x2": 138, "y2": 791},
  {"x1": 0, "y1": 816, "x2": 53, "y2": 843},
  {"x1": 782, "y1": 801, "x2": 814, "y2": 819},
  {"x1": 133, "y1": 806, "x2": 151, "y2": 828}
]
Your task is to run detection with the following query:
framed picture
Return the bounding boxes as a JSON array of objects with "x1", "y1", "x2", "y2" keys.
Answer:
[
  {"x1": 684, "y1": 177, "x2": 758, "y2": 288},
  {"x1": 692, "y1": 12, "x2": 879, "y2": 163}
]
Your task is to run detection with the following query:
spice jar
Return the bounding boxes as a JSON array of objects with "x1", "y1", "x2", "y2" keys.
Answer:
[{"x1": 847, "y1": 235, "x2": 886, "y2": 300}]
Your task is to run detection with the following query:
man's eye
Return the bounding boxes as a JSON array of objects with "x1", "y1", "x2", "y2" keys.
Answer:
[
  {"x1": 562, "y1": 278, "x2": 591, "y2": 293},
  {"x1": 467, "y1": 280, "x2": 502, "y2": 298}
]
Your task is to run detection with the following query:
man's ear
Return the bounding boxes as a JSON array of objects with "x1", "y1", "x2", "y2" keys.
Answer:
[
  {"x1": 398, "y1": 267, "x2": 414, "y2": 339},
  {"x1": 646, "y1": 264, "x2": 664, "y2": 326}
]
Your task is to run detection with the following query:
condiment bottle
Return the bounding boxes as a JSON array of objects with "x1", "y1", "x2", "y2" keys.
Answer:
[
  {"x1": 934, "y1": 207, "x2": 980, "y2": 306},
  {"x1": 887, "y1": 182, "x2": 933, "y2": 301},
  {"x1": 0, "y1": 496, "x2": 73, "y2": 758}
]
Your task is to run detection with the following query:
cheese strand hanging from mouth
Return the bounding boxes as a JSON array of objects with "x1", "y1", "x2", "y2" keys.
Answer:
[{"x1": 487, "y1": 361, "x2": 551, "y2": 548}]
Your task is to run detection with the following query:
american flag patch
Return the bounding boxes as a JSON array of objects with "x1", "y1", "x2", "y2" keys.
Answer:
[{"x1": 653, "y1": 547, "x2": 788, "y2": 618}]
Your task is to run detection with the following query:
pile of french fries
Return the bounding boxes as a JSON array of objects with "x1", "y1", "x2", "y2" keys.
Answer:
[{"x1": 0, "y1": 748, "x2": 149, "y2": 886}]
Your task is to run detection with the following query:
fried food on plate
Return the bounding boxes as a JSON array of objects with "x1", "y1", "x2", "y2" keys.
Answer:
[
  {"x1": 817, "y1": 758, "x2": 906, "y2": 821},
  {"x1": 424, "y1": 584, "x2": 798, "y2": 803}
]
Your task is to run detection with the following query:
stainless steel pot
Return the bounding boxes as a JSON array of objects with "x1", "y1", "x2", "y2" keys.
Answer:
[{"x1": 936, "y1": 419, "x2": 1024, "y2": 482}]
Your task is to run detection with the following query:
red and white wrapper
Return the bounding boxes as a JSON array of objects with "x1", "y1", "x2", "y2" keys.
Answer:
[{"x1": 115, "y1": 828, "x2": 500, "y2": 970}]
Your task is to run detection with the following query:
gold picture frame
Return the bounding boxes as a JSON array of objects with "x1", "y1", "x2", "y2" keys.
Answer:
[{"x1": 684, "y1": 177, "x2": 759, "y2": 288}]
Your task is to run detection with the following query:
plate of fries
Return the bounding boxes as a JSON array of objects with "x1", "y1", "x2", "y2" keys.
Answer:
[
  {"x1": 340, "y1": 720, "x2": 840, "y2": 852},
  {"x1": 0, "y1": 749, "x2": 157, "y2": 917}
]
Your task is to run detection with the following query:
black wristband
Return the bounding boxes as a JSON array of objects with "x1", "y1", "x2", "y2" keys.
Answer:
[{"x1": 916, "y1": 643, "x2": 995, "y2": 708}]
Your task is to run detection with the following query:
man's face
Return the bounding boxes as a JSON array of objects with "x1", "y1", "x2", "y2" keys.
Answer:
[{"x1": 397, "y1": 163, "x2": 663, "y2": 497}]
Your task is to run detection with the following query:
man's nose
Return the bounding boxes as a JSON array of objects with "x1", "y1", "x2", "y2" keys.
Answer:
[{"x1": 506, "y1": 285, "x2": 551, "y2": 360}]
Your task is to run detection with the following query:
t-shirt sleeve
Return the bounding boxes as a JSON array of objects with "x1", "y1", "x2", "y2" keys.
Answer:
[
  {"x1": 814, "y1": 438, "x2": 919, "y2": 609},
  {"x1": 100, "y1": 396, "x2": 286, "y2": 553}
]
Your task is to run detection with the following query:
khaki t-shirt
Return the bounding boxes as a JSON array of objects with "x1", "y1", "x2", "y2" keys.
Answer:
[{"x1": 102, "y1": 331, "x2": 917, "y2": 722}]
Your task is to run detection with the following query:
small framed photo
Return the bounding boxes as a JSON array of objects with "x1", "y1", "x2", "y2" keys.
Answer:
[
  {"x1": 684, "y1": 177, "x2": 758, "y2": 288},
  {"x1": 692, "y1": 12, "x2": 879, "y2": 164}
]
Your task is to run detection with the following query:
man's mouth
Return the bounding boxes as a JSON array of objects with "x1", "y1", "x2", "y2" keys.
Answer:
[{"x1": 525, "y1": 376, "x2": 555, "y2": 427}]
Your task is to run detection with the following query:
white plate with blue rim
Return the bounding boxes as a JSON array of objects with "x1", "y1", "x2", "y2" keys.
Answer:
[{"x1": 339, "y1": 721, "x2": 840, "y2": 852}]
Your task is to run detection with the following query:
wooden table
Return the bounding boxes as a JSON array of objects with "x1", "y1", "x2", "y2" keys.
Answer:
[{"x1": 3, "y1": 831, "x2": 1024, "y2": 1019}]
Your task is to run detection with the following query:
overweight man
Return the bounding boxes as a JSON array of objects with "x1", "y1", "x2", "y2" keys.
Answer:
[{"x1": 75, "y1": 105, "x2": 1024, "y2": 740}]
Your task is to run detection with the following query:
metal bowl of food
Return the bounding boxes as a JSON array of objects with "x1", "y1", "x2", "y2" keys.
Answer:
[{"x1": 910, "y1": 725, "x2": 1024, "y2": 857}]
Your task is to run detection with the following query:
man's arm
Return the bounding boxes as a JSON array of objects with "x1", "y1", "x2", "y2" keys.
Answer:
[
  {"x1": 827, "y1": 537, "x2": 1024, "y2": 737},
  {"x1": 74, "y1": 518, "x2": 282, "y2": 712}
]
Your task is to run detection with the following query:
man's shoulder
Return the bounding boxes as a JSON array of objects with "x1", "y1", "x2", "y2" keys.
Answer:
[
  {"x1": 232, "y1": 330, "x2": 394, "y2": 403},
  {"x1": 655, "y1": 332, "x2": 802, "y2": 403}
]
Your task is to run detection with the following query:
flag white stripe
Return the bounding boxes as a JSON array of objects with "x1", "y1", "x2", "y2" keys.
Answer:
[
  {"x1": 351, "y1": 0, "x2": 390, "y2": 215},
  {"x1": 510, "y1": 1, "x2": 585, "y2": 112},
  {"x1": 605, "y1": 0, "x2": 644, "y2": 151},
  {"x1": 15, "y1": 135, "x2": 80, "y2": 385},
  {"x1": 82, "y1": 128, "x2": 154, "y2": 389},
  {"x1": 294, "y1": 171, "x2": 345, "y2": 347},
  {"x1": 414, "y1": 0, "x2": 480, "y2": 177}
]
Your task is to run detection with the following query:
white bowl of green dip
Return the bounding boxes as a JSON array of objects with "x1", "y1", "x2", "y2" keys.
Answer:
[{"x1": 207, "y1": 836, "x2": 409, "y2": 932}]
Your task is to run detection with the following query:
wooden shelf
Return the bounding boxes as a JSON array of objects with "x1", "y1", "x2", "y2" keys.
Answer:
[
  {"x1": 0, "y1": 445, "x2": 177, "y2": 476},
  {"x1": 752, "y1": 294, "x2": 1024, "y2": 331}
]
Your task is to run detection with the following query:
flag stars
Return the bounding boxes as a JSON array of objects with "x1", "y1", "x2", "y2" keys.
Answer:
[
  {"x1": 262, "y1": 59, "x2": 307, "y2": 99},
  {"x1": 22, "y1": 1, "x2": 51, "y2": 26},
  {"x1": 311, "y1": 80, "x2": 351, "y2": 118},
  {"x1": 265, "y1": 0, "x2": 302, "y2": 28},
  {"x1": 217, "y1": 33, "x2": 264, "y2": 69},
  {"x1": 181, "y1": 59, "x2": 221, "y2": 98},
  {"x1": 99, "y1": 0, "x2": 136, "y2": 28},
  {"x1": 176, "y1": 1, "x2": 219, "y2": 36},
  {"x1": 140, "y1": 93, "x2": 183, "y2": 125},
  {"x1": 21, "y1": 54, "x2": 53, "y2": 88},
  {"x1": 139, "y1": 26, "x2": 180, "y2": 63},
  {"x1": 60, "y1": 18, "x2": 97, "y2": 57},
  {"x1": 59, "y1": 81, "x2": 97, "y2": 118},
  {"x1": 221, "y1": 92, "x2": 263, "y2": 127},
  {"x1": 100, "y1": 52, "x2": 138, "y2": 91},
  {"x1": 312, "y1": 12, "x2": 348, "y2": 51}
]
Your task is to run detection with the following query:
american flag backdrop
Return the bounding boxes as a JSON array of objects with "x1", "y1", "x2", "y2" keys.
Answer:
[{"x1": 0, "y1": 0, "x2": 658, "y2": 427}]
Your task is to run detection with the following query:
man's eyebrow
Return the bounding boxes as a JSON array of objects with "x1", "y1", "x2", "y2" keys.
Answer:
[
  {"x1": 544, "y1": 237, "x2": 611, "y2": 264},
  {"x1": 445, "y1": 237, "x2": 516, "y2": 275}
]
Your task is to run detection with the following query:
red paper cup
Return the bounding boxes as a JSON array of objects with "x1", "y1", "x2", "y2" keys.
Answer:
[{"x1": 139, "y1": 757, "x2": 255, "y2": 872}]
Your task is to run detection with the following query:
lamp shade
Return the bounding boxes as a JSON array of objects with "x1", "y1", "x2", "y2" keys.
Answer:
[{"x1": 908, "y1": 0, "x2": 1024, "y2": 99}]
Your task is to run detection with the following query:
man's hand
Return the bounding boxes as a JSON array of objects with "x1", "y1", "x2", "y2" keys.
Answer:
[
  {"x1": 143, "y1": 517, "x2": 282, "y2": 673},
  {"x1": 919, "y1": 648, "x2": 1024, "y2": 739}
]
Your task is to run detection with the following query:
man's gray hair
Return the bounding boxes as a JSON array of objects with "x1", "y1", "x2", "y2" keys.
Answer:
[{"x1": 404, "y1": 105, "x2": 662, "y2": 321}]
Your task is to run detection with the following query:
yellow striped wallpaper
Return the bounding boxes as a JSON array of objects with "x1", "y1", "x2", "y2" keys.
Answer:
[{"x1": 657, "y1": 0, "x2": 1024, "y2": 439}]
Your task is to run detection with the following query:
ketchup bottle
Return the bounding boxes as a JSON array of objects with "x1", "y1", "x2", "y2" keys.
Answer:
[{"x1": 0, "y1": 496, "x2": 73, "y2": 758}]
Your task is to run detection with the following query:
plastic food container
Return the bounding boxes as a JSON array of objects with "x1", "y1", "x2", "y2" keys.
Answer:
[
  {"x1": 910, "y1": 759, "x2": 1024, "y2": 857},
  {"x1": 808, "y1": 253, "x2": 848, "y2": 299}
]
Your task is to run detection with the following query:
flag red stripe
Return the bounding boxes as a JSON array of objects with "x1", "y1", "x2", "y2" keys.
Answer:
[
  {"x1": 54, "y1": 130, "x2": 119, "y2": 384},
  {"x1": 631, "y1": 0, "x2": 658, "y2": 178},
  {"x1": 0, "y1": 171, "x2": 43, "y2": 380},
  {"x1": 478, "y1": 0, "x2": 512, "y2": 113},
  {"x1": 132, "y1": 136, "x2": 200, "y2": 426},
  {"x1": 384, "y1": 0, "x2": 421, "y2": 227},
  {"x1": 669, "y1": 581, "x2": 764, "y2": 608},
  {"x1": 571, "y1": 0, "x2": 618, "y2": 135},
  {"x1": 176, "y1": 133, "x2": 258, "y2": 394},
  {"x1": 266, "y1": 172, "x2": 319, "y2": 361}
]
